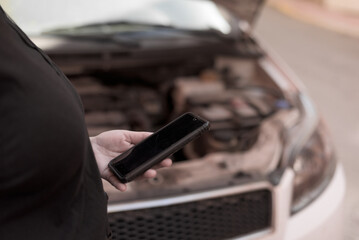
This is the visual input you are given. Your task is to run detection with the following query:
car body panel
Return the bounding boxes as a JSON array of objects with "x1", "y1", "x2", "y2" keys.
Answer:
[{"x1": 211, "y1": 0, "x2": 265, "y2": 26}]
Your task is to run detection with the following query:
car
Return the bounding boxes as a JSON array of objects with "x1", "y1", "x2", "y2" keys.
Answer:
[{"x1": 5, "y1": 0, "x2": 345, "y2": 239}]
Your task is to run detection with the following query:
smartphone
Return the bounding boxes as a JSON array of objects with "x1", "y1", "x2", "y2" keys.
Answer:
[{"x1": 108, "y1": 112, "x2": 210, "y2": 183}]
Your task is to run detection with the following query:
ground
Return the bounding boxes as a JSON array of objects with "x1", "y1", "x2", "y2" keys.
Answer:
[{"x1": 255, "y1": 6, "x2": 359, "y2": 240}]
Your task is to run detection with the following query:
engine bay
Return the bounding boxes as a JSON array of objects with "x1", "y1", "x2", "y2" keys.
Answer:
[{"x1": 67, "y1": 56, "x2": 299, "y2": 201}]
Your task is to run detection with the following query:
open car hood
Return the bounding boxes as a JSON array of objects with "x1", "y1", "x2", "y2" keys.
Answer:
[{"x1": 211, "y1": 0, "x2": 265, "y2": 27}]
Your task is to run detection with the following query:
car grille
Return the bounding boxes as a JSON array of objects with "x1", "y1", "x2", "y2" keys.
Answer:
[{"x1": 108, "y1": 189, "x2": 272, "y2": 240}]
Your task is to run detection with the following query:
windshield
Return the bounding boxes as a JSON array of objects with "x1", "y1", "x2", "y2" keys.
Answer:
[{"x1": 1, "y1": 0, "x2": 232, "y2": 35}]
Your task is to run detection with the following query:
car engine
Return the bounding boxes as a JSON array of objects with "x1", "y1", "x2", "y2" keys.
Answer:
[
  {"x1": 70, "y1": 57, "x2": 289, "y2": 163},
  {"x1": 61, "y1": 51, "x2": 300, "y2": 240}
]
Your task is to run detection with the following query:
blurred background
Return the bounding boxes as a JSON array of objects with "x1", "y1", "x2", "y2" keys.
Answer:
[{"x1": 255, "y1": 1, "x2": 359, "y2": 239}]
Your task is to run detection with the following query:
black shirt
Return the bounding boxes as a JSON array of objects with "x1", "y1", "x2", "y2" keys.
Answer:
[{"x1": 0, "y1": 6, "x2": 108, "y2": 239}]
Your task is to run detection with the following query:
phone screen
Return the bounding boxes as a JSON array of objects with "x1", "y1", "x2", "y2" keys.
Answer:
[{"x1": 111, "y1": 114, "x2": 206, "y2": 176}]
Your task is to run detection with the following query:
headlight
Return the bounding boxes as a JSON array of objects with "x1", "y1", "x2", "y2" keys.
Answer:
[
  {"x1": 259, "y1": 57, "x2": 338, "y2": 214},
  {"x1": 280, "y1": 93, "x2": 336, "y2": 214},
  {"x1": 290, "y1": 120, "x2": 336, "y2": 213}
]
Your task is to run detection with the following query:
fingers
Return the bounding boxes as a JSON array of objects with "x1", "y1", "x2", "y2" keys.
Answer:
[
  {"x1": 92, "y1": 130, "x2": 153, "y2": 153},
  {"x1": 152, "y1": 158, "x2": 173, "y2": 169},
  {"x1": 138, "y1": 159, "x2": 172, "y2": 180},
  {"x1": 139, "y1": 159, "x2": 172, "y2": 178},
  {"x1": 108, "y1": 159, "x2": 172, "y2": 188},
  {"x1": 103, "y1": 157, "x2": 172, "y2": 191},
  {"x1": 108, "y1": 174, "x2": 127, "y2": 192},
  {"x1": 143, "y1": 169, "x2": 157, "y2": 178},
  {"x1": 123, "y1": 131, "x2": 152, "y2": 145},
  {"x1": 154, "y1": 158, "x2": 173, "y2": 169},
  {"x1": 160, "y1": 158, "x2": 173, "y2": 167},
  {"x1": 135, "y1": 169, "x2": 157, "y2": 181}
]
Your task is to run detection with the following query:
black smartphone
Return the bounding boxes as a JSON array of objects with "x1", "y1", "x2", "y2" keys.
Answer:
[{"x1": 108, "y1": 112, "x2": 210, "y2": 183}]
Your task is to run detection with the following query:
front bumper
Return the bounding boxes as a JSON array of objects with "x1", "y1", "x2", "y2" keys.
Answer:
[
  {"x1": 107, "y1": 163, "x2": 345, "y2": 240},
  {"x1": 245, "y1": 163, "x2": 345, "y2": 240}
]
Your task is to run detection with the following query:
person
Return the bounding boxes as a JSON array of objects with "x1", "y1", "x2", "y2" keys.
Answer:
[{"x1": 0, "y1": 5, "x2": 172, "y2": 240}]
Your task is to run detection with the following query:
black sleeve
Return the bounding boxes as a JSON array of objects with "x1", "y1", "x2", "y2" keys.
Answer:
[{"x1": 0, "y1": 5, "x2": 108, "y2": 240}]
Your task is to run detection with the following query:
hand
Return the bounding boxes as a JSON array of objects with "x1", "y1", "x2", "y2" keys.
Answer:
[{"x1": 90, "y1": 130, "x2": 172, "y2": 191}]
